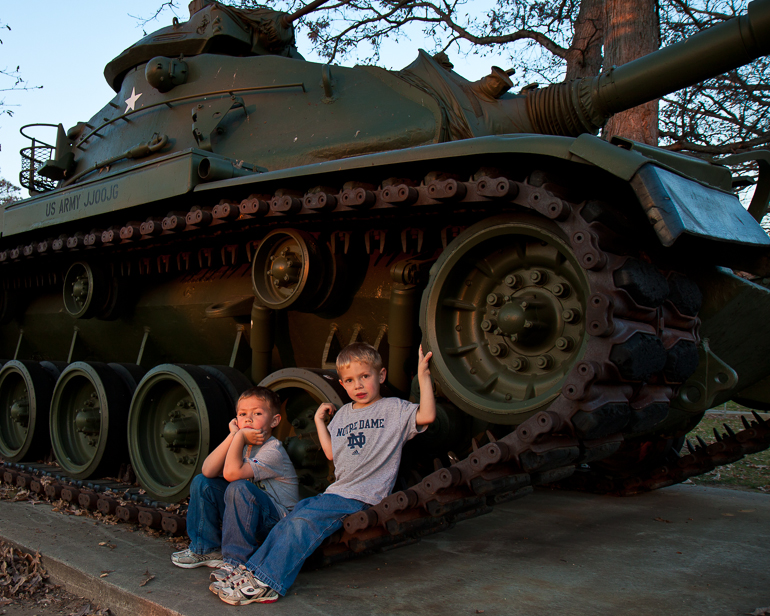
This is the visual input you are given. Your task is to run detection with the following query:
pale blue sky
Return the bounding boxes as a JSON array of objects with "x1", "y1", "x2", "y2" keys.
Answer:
[{"x1": 0, "y1": 2, "x2": 494, "y2": 193}]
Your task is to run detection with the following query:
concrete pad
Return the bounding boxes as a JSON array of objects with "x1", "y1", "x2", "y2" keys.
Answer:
[{"x1": 1, "y1": 484, "x2": 768, "y2": 616}]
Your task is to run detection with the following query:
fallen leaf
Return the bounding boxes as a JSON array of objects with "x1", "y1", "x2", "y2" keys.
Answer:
[
  {"x1": 476, "y1": 611, "x2": 485, "y2": 614},
  {"x1": 722, "y1": 513, "x2": 735, "y2": 517},
  {"x1": 72, "y1": 603, "x2": 91, "y2": 616},
  {"x1": 140, "y1": 575, "x2": 155, "y2": 587},
  {"x1": 749, "y1": 608, "x2": 770, "y2": 616},
  {"x1": 739, "y1": 509, "x2": 755, "y2": 513},
  {"x1": 139, "y1": 568, "x2": 155, "y2": 587},
  {"x1": 100, "y1": 573, "x2": 109, "y2": 578},
  {"x1": 654, "y1": 517, "x2": 672, "y2": 523}
]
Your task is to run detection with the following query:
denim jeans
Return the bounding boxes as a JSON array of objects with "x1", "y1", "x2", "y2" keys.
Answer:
[
  {"x1": 244, "y1": 493, "x2": 367, "y2": 596},
  {"x1": 222, "y1": 479, "x2": 281, "y2": 565},
  {"x1": 186, "y1": 475, "x2": 280, "y2": 564}
]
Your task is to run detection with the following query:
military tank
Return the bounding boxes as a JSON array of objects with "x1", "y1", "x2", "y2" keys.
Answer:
[{"x1": 2, "y1": 0, "x2": 770, "y2": 549}]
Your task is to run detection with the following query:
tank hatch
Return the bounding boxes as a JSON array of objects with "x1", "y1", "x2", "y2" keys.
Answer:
[{"x1": 104, "y1": 0, "x2": 303, "y2": 92}]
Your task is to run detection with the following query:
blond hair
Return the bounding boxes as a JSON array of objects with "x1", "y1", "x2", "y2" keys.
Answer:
[{"x1": 336, "y1": 342, "x2": 383, "y2": 372}]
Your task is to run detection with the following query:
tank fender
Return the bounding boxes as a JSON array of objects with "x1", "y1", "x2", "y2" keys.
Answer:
[
  {"x1": 194, "y1": 134, "x2": 582, "y2": 195},
  {"x1": 569, "y1": 134, "x2": 770, "y2": 248},
  {"x1": 630, "y1": 164, "x2": 770, "y2": 248},
  {"x1": 196, "y1": 133, "x2": 770, "y2": 250},
  {"x1": 568, "y1": 133, "x2": 648, "y2": 181}
]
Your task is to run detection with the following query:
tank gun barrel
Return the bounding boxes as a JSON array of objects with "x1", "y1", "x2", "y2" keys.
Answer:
[{"x1": 526, "y1": 0, "x2": 770, "y2": 137}]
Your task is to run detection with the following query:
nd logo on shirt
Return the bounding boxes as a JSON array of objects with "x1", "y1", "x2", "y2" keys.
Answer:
[
  {"x1": 337, "y1": 417, "x2": 385, "y2": 455},
  {"x1": 347, "y1": 432, "x2": 366, "y2": 454}
]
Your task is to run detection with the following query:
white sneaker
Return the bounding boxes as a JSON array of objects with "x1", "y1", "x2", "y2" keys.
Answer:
[
  {"x1": 216, "y1": 567, "x2": 279, "y2": 605},
  {"x1": 171, "y1": 548, "x2": 223, "y2": 569},
  {"x1": 209, "y1": 562, "x2": 238, "y2": 583}
]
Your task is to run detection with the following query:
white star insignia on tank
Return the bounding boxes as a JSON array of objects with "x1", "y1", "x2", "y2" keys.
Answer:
[{"x1": 124, "y1": 87, "x2": 143, "y2": 113}]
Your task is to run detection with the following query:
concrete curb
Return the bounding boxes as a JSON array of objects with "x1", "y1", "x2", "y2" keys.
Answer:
[{"x1": 3, "y1": 485, "x2": 770, "y2": 616}]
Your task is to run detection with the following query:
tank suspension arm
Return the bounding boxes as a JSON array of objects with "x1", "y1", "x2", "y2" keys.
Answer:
[{"x1": 526, "y1": 0, "x2": 770, "y2": 137}]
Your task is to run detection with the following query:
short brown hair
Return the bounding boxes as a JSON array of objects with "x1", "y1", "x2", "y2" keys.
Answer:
[
  {"x1": 237, "y1": 386, "x2": 281, "y2": 416},
  {"x1": 336, "y1": 342, "x2": 383, "y2": 372}
]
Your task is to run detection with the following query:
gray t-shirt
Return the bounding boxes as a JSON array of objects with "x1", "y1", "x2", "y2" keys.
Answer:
[
  {"x1": 325, "y1": 397, "x2": 424, "y2": 505},
  {"x1": 243, "y1": 436, "x2": 299, "y2": 517}
]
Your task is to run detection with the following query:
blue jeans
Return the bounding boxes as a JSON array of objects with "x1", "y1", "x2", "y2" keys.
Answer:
[
  {"x1": 244, "y1": 493, "x2": 367, "y2": 596},
  {"x1": 186, "y1": 475, "x2": 280, "y2": 564},
  {"x1": 222, "y1": 480, "x2": 281, "y2": 565}
]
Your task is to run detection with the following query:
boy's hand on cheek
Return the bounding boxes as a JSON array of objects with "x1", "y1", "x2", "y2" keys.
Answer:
[
  {"x1": 241, "y1": 427, "x2": 265, "y2": 446},
  {"x1": 228, "y1": 418, "x2": 240, "y2": 435}
]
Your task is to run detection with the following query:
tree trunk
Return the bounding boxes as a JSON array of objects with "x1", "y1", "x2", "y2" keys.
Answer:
[
  {"x1": 565, "y1": 0, "x2": 605, "y2": 81},
  {"x1": 601, "y1": 0, "x2": 660, "y2": 145}
]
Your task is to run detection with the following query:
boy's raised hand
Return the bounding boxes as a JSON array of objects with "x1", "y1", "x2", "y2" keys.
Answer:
[
  {"x1": 228, "y1": 418, "x2": 240, "y2": 434},
  {"x1": 418, "y1": 344, "x2": 433, "y2": 378},
  {"x1": 241, "y1": 427, "x2": 266, "y2": 446},
  {"x1": 315, "y1": 402, "x2": 336, "y2": 424}
]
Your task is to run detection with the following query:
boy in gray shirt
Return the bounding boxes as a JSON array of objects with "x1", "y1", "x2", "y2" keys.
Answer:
[
  {"x1": 172, "y1": 386, "x2": 298, "y2": 576},
  {"x1": 213, "y1": 343, "x2": 436, "y2": 605}
]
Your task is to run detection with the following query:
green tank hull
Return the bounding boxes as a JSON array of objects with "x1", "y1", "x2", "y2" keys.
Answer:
[{"x1": 2, "y1": 0, "x2": 770, "y2": 506}]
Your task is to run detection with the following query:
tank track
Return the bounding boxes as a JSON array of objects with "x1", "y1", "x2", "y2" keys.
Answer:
[
  {"x1": 561, "y1": 411, "x2": 770, "y2": 496},
  {"x1": 0, "y1": 461, "x2": 189, "y2": 534},
  {"x1": 0, "y1": 166, "x2": 756, "y2": 563},
  {"x1": 3, "y1": 409, "x2": 769, "y2": 565}
]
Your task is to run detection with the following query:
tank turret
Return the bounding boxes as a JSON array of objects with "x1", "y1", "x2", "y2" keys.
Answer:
[
  {"x1": 104, "y1": 0, "x2": 304, "y2": 92},
  {"x1": 17, "y1": 0, "x2": 770, "y2": 203}
]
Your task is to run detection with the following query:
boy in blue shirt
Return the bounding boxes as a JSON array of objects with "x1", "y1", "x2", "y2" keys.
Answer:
[
  {"x1": 171, "y1": 386, "x2": 298, "y2": 573},
  {"x1": 212, "y1": 343, "x2": 435, "y2": 604}
]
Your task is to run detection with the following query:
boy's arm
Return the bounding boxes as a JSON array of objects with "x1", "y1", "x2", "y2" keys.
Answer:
[
  {"x1": 201, "y1": 419, "x2": 239, "y2": 477},
  {"x1": 314, "y1": 403, "x2": 336, "y2": 460},
  {"x1": 223, "y1": 430, "x2": 258, "y2": 482},
  {"x1": 415, "y1": 345, "x2": 437, "y2": 426}
]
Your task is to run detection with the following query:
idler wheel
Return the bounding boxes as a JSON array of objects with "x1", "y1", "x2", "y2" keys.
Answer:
[
  {"x1": 0, "y1": 360, "x2": 60, "y2": 462},
  {"x1": 128, "y1": 364, "x2": 236, "y2": 502},
  {"x1": 251, "y1": 229, "x2": 328, "y2": 311},
  {"x1": 420, "y1": 214, "x2": 589, "y2": 424},
  {"x1": 62, "y1": 261, "x2": 110, "y2": 319},
  {"x1": 259, "y1": 368, "x2": 348, "y2": 493},
  {"x1": 49, "y1": 362, "x2": 145, "y2": 480}
]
